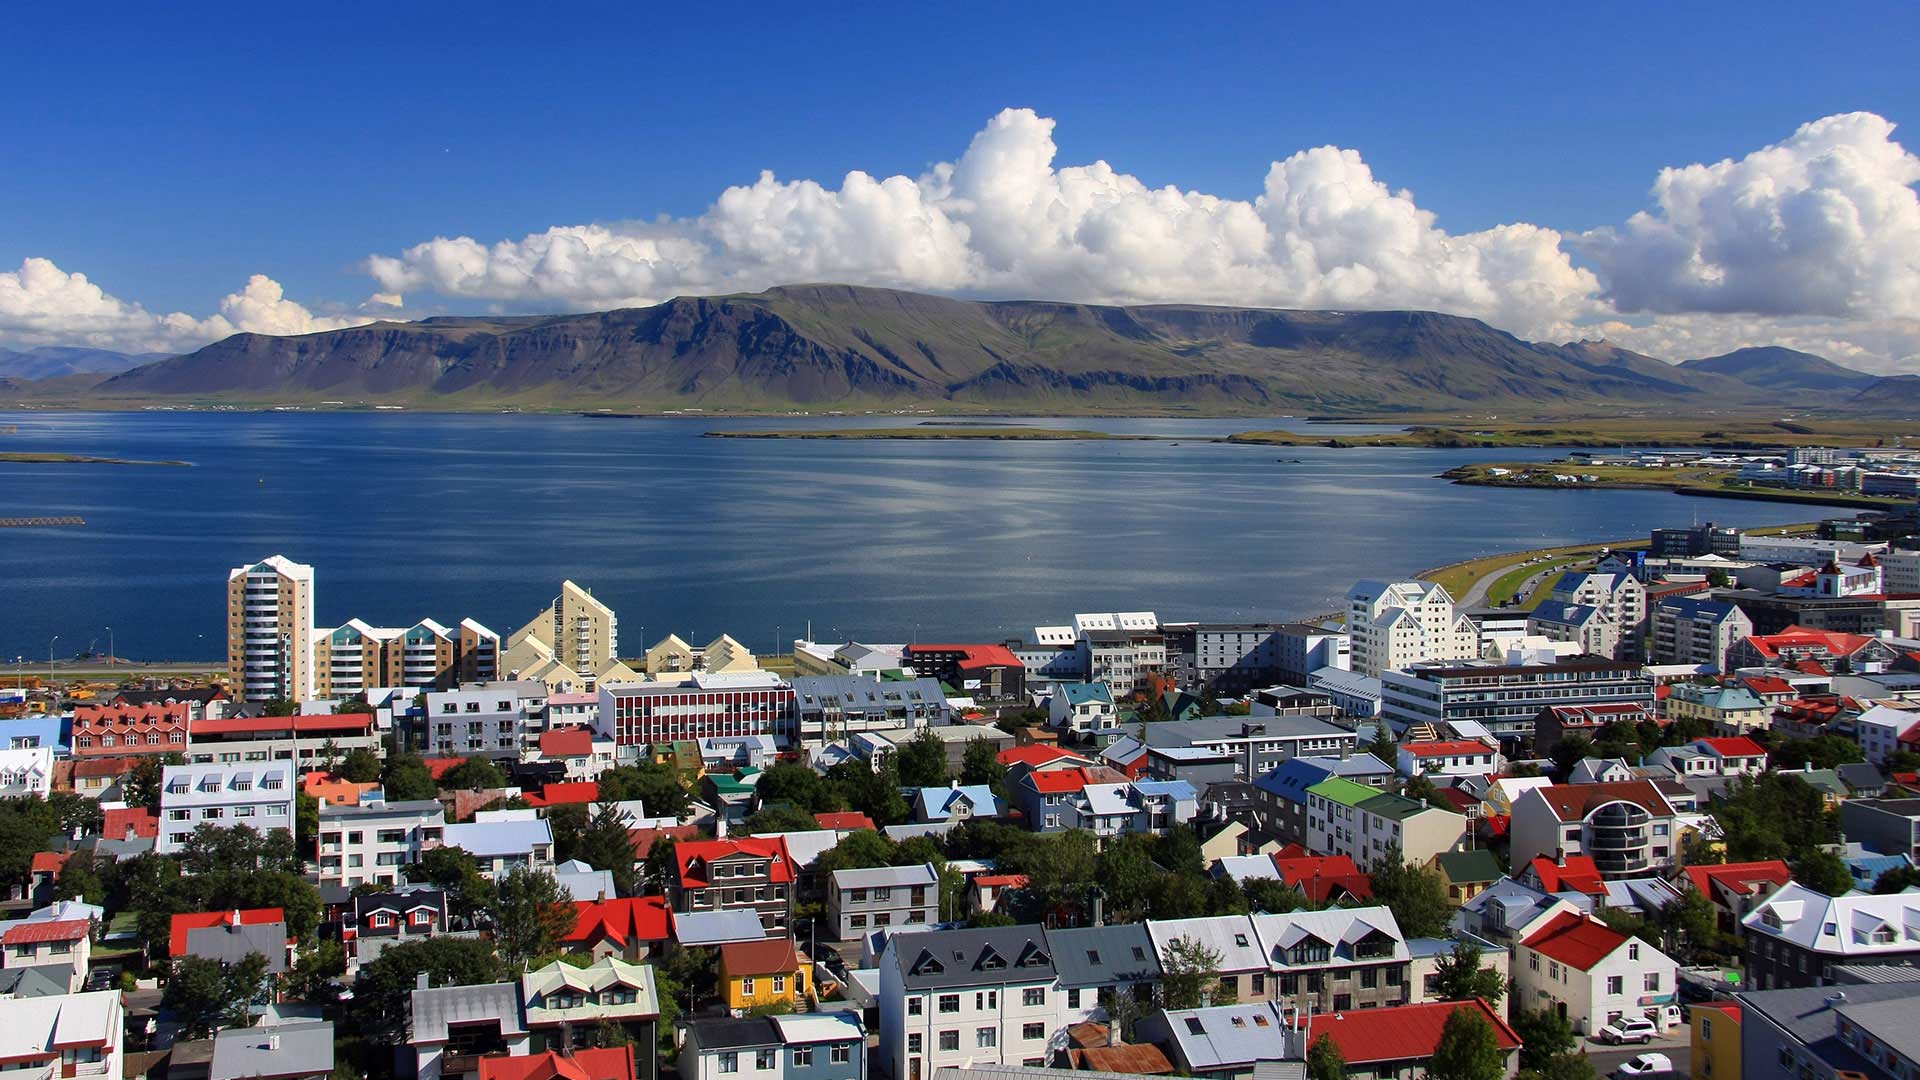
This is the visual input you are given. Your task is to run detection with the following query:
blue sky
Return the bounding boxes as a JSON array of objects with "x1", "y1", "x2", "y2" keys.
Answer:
[{"x1": 5, "y1": 2, "x2": 1919, "y2": 368}]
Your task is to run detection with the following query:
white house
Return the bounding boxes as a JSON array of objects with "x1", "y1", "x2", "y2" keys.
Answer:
[
  {"x1": 878, "y1": 925, "x2": 1068, "y2": 1080},
  {"x1": 0, "y1": 918, "x2": 93, "y2": 992},
  {"x1": 1048, "y1": 683, "x2": 1117, "y2": 735},
  {"x1": 0, "y1": 990, "x2": 123, "y2": 1080},
  {"x1": 0, "y1": 746, "x2": 54, "y2": 799},
  {"x1": 1855, "y1": 704, "x2": 1920, "y2": 767},
  {"x1": 443, "y1": 810, "x2": 556, "y2": 879},
  {"x1": 1345, "y1": 580, "x2": 1478, "y2": 678},
  {"x1": 1513, "y1": 911, "x2": 1678, "y2": 1035},
  {"x1": 1396, "y1": 740, "x2": 1502, "y2": 779},
  {"x1": 156, "y1": 761, "x2": 297, "y2": 855},
  {"x1": 317, "y1": 797, "x2": 446, "y2": 890}
]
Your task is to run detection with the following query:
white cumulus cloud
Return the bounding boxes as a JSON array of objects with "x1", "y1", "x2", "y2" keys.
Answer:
[{"x1": 0, "y1": 258, "x2": 372, "y2": 353}]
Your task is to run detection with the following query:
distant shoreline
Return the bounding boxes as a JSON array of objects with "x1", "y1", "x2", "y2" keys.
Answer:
[{"x1": 0, "y1": 452, "x2": 189, "y2": 466}]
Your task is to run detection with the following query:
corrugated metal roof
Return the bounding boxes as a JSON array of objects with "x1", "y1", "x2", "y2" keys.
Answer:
[{"x1": 1046, "y1": 923, "x2": 1162, "y2": 987}]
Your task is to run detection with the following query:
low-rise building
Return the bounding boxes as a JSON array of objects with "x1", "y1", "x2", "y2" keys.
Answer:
[
  {"x1": 1841, "y1": 797, "x2": 1920, "y2": 860},
  {"x1": 1689, "y1": 1000, "x2": 1742, "y2": 1080},
  {"x1": 827, "y1": 863, "x2": 940, "y2": 941},
  {"x1": 185, "y1": 712, "x2": 380, "y2": 769},
  {"x1": 409, "y1": 981, "x2": 528, "y2": 1080},
  {"x1": 317, "y1": 797, "x2": 446, "y2": 891},
  {"x1": 719, "y1": 937, "x2": 813, "y2": 1013},
  {"x1": 1251, "y1": 906, "x2": 1413, "y2": 1014},
  {"x1": 1508, "y1": 781, "x2": 1681, "y2": 878},
  {"x1": 1528, "y1": 600, "x2": 1622, "y2": 661},
  {"x1": 209, "y1": 1020, "x2": 334, "y2": 1080},
  {"x1": 521, "y1": 955, "x2": 660, "y2": 1053},
  {"x1": 1396, "y1": 739, "x2": 1501, "y2": 778},
  {"x1": 1304, "y1": 776, "x2": 1464, "y2": 869},
  {"x1": 1514, "y1": 911, "x2": 1679, "y2": 1035},
  {"x1": 903, "y1": 644, "x2": 1027, "y2": 699},
  {"x1": 1044, "y1": 923, "x2": 1161, "y2": 1022},
  {"x1": 680, "y1": 1013, "x2": 863, "y2": 1080},
  {"x1": 0, "y1": 920, "x2": 91, "y2": 992},
  {"x1": 1146, "y1": 915, "x2": 1274, "y2": 1004},
  {"x1": 672, "y1": 837, "x2": 796, "y2": 938},
  {"x1": 1855, "y1": 704, "x2": 1920, "y2": 766},
  {"x1": 155, "y1": 761, "x2": 296, "y2": 855},
  {"x1": 0, "y1": 990, "x2": 124, "y2": 1080},
  {"x1": 1735, "y1": 978, "x2": 1920, "y2": 1080},
  {"x1": 1311, "y1": 999, "x2": 1522, "y2": 1080},
  {"x1": 1142, "y1": 716, "x2": 1359, "y2": 780},
  {"x1": 442, "y1": 813, "x2": 555, "y2": 879},
  {"x1": 0, "y1": 746, "x2": 54, "y2": 799},
  {"x1": 1665, "y1": 684, "x2": 1771, "y2": 736},
  {"x1": 1134, "y1": 1001, "x2": 1295, "y2": 1080},
  {"x1": 69, "y1": 702, "x2": 190, "y2": 757},
  {"x1": 1533, "y1": 702, "x2": 1656, "y2": 758},
  {"x1": 877, "y1": 925, "x2": 1067, "y2": 1078},
  {"x1": 1384, "y1": 657, "x2": 1656, "y2": 746},
  {"x1": 790, "y1": 675, "x2": 951, "y2": 745},
  {"x1": 1048, "y1": 683, "x2": 1117, "y2": 735},
  {"x1": 422, "y1": 682, "x2": 549, "y2": 760},
  {"x1": 1741, "y1": 882, "x2": 1920, "y2": 989},
  {"x1": 346, "y1": 888, "x2": 448, "y2": 967},
  {"x1": 1679, "y1": 861, "x2": 1793, "y2": 938}
]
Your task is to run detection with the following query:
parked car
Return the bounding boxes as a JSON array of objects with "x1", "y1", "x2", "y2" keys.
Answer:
[
  {"x1": 1614, "y1": 1052, "x2": 1674, "y2": 1077},
  {"x1": 1598, "y1": 1017, "x2": 1659, "y2": 1045}
]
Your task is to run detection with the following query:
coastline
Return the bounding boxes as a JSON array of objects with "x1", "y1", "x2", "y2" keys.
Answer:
[
  {"x1": 0, "y1": 452, "x2": 189, "y2": 466},
  {"x1": 1440, "y1": 462, "x2": 1903, "y2": 512}
]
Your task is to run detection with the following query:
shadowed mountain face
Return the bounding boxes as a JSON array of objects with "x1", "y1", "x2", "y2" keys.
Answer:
[
  {"x1": 0, "y1": 345, "x2": 167, "y2": 379},
  {"x1": 1681, "y1": 346, "x2": 1877, "y2": 393},
  {"x1": 83, "y1": 284, "x2": 1851, "y2": 412}
]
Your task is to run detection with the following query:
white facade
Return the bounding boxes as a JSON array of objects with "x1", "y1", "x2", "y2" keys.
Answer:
[
  {"x1": 156, "y1": 761, "x2": 296, "y2": 854},
  {"x1": 1855, "y1": 704, "x2": 1920, "y2": 766},
  {"x1": 423, "y1": 681, "x2": 549, "y2": 759},
  {"x1": 0, "y1": 990, "x2": 124, "y2": 1080},
  {"x1": 1513, "y1": 915, "x2": 1679, "y2": 1035},
  {"x1": 1882, "y1": 549, "x2": 1920, "y2": 594},
  {"x1": 1737, "y1": 535, "x2": 1885, "y2": 566},
  {"x1": 317, "y1": 798, "x2": 446, "y2": 890},
  {"x1": 1346, "y1": 580, "x2": 1478, "y2": 677},
  {"x1": 878, "y1": 932, "x2": 1070, "y2": 1079},
  {"x1": 0, "y1": 746, "x2": 54, "y2": 799},
  {"x1": 1549, "y1": 573, "x2": 1647, "y2": 658}
]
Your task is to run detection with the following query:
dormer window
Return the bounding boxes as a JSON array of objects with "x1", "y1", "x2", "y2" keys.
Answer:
[{"x1": 1234, "y1": 933, "x2": 1249, "y2": 947}]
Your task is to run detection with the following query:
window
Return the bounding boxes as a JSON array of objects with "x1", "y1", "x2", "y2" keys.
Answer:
[
  {"x1": 755, "y1": 1050, "x2": 775, "y2": 1070},
  {"x1": 741, "y1": 977, "x2": 755, "y2": 996},
  {"x1": 908, "y1": 996, "x2": 923, "y2": 1016},
  {"x1": 1607, "y1": 975, "x2": 1624, "y2": 995},
  {"x1": 1023, "y1": 1023, "x2": 1045, "y2": 1040},
  {"x1": 1628, "y1": 943, "x2": 1639, "y2": 961},
  {"x1": 1024, "y1": 988, "x2": 1044, "y2": 1007},
  {"x1": 1068, "y1": 988, "x2": 1082, "y2": 1009},
  {"x1": 772, "y1": 976, "x2": 786, "y2": 993},
  {"x1": 831, "y1": 1044, "x2": 851, "y2": 1065},
  {"x1": 938, "y1": 994, "x2": 960, "y2": 1013},
  {"x1": 1251, "y1": 973, "x2": 1266, "y2": 993},
  {"x1": 1644, "y1": 973, "x2": 1661, "y2": 992},
  {"x1": 718, "y1": 1053, "x2": 737, "y2": 1074},
  {"x1": 976, "y1": 991, "x2": 996, "y2": 1010},
  {"x1": 939, "y1": 1031, "x2": 959, "y2": 1052},
  {"x1": 977, "y1": 1028, "x2": 996, "y2": 1048},
  {"x1": 908, "y1": 1035, "x2": 922, "y2": 1054},
  {"x1": 850, "y1": 914, "x2": 866, "y2": 929},
  {"x1": 792, "y1": 1048, "x2": 813, "y2": 1068}
]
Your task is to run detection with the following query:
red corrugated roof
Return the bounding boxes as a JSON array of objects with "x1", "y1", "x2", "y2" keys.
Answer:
[
  {"x1": 906, "y1": 643, "x2": 1024, "y2": 669},
  {"x1": 422, "y1": 757, "x2": 467, "y2": 779},
  {"x1": 628, "y1": 825, "x2": 700, "y2": 859},
  {"x1": 479, "y1": 1047, "x2": 635, "y2": 1080},
  {"x1": 1072, "y1": 1043, "x2": 1175, "y2": 1074},
  {"x1": 29, "y1": 851, "x2": 72, "y2": 876},
  {"x1": 813, "y1": 811, "x2": 876, "y2": 831},
  {"x1": 524, "y1": 781, "x2": 599, "y2": 807},
  {"x1": 999, "y1": 745, "x2": 1089, "y2": 768},
  {"x1": 720, "y1": 935, "x2": 804, "y2": 977},
  {"x1": 190, "y1": 713, "x2": 373, "y2": 735},
  {"x1": 539, "y1": 727, "x2": 595, "y2": 758},
  {"x1": 1025, "y1": 768, "x2": 1092, "y2": 794},
  {"x1": 677, "y1": 836, "x2": 794, "y2": 889},
  {"x1": 1314, "y1": 999, "x2": 1521, "y2": 1065},
  {"x1": 101, "y1": 805, "x2": 159, "y2": 840},
  {"x1": 1521, "y1": 911, "x2": 1629, "y2": 971},
  {"x1": 169, "y1": 908, "x2": 284, "y2": 956},
  {"x1": 1402, "y1": 740, "x2": 1495, "y2": 757},
  {"x1": 70, "y1": 755, "x2": 143, "y2": 779},
  {"x1": 1698, "y1": 736, "x2": 1767, "y2": 758},
  {"x1": 973, "y1": 874, "x2": 1029, "y2": 889},
  {"x1": 1272, "y1": 853, "x2": 1373, "y2": 903},
  {"x1": 2, "y1": 918, "x2": 88, "y2": 945}
]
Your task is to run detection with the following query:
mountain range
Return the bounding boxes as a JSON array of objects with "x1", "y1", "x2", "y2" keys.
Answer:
[
  {"x1": 0, "y1": 345, "x2": 169, "y2": 380},
  {"x1": 3, "y1": 284, "x2": 1898, "y2": 414}
]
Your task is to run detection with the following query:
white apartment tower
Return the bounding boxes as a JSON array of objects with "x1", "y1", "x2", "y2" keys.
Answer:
[
  {"x1": 1345, "y1": 579, "x2": 1478, "y2": 677},
  {"x1": 227, "y1": 555, "x2": 316, "y2": 703}
]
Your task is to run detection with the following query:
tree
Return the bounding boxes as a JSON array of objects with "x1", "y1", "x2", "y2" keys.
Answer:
[
  {"x1": 641, "y1": 835, "x2": 682, "y2": 894},
  {"x1": 1793, "y1": 849, "x2": 1856, "y2": 897},
  {"x1": 1429, "y1": 942, "x2": 1506, "y2": 1008},
  {"x1": 1887, "y1": 749, "x2": 1920, "y2": 774},
  {"x1": 1306, "y1": 1033, "x2": 1346, "y2": 1080},
  {"x1": 1512, "y1": 1007, "x2": 1577, "y2": 1071},
  {"x1": 1713, "y1": 773, "x2": 1837, "y2": 862},
  {"x1": 1652, "y1": 888, "x2": 1720, "y2": 963},
  {"x1": 575, "y1": 800, "x2": 640, "y2": 896},
  {"x1": 1095, "y1": 834, "x2": 1159, "y2": 923},
  {"x1": 283, "y1": 940, "x2": 348, "y2": 1004},
  {"x1": 1771, "y1": 734, "x2": 1866, "y2": 772},
  {"x1": 439, "y1": 757, "x2": 506, "y2": 792},
  {"x1": 1367, "y1": 718, "x2": 1397, "y2": 764},
  {"x1": 406, "y1": 846, "x2": 496, "y2": 921},
  {"x1": 599, "y1": 763, "x2": 690, "y2": 818},
  {"x1": 1021, "y1": 830, "x2": 1100, "y2": 923},
  {"x1": 1522, "y1": 1054, "x2": 1598, "y2": 1080},
  {"x1": 1706, "y1": 568, "x2": 1732, "y2": 588},
  {"x1": 339, "y1": 747, "x2": 382, "y2": 783},
  {"x1": 295, "y1": 792, "x2": 320, "y2": 856},
  {"x1": 488, "y1": 867, "x2": 577, "y2": 970},
  {"x1": 1242, "y1": 878, "x2": 1308, "y2": 914},
  {"x1": 960, "y1": 738, "x2": 1009, "y2": 795},
  {"x1": 754, "y1": 763, "x2": 837, "y2": 813},
  {"x1": 548, "y1": 803, "x2": 592, "y2": 863},
  {"x1": 165, "y1": 953, "x2": 272, "y2": 1038},
  {"x1": 1368, "y1": 848, "x2": 1452, "y2": 938},
  {"x1": 123, "y1": 752, "x2": 187, "y2": 809},
  {"x1": 353, "y1": 937, "x2": 508, "y2": 1041},
  {"x1": 381, "y1": 752, "x2": 439, "y2": 801},
  {"x1": 54, "y1": 849, "x2": 105, "y2": 905},
  {"x1": 1550, "y1": 735, "x2": 1594, "y2": 780},
  {"x1": 318, "y1": 739, "x2": 342, "y2": 775},
  {"x1": 1100, "y1": 987, "x2": 1149, "y2": 1043},
  {"x1": 741, "y1": 806, "x2": 819, "y2": 835},
  {"x1": 895, "y1": 729, "x2": 950, "y2": 788},
  {"x1": 822, "y1": 757, "x2": 909, "y2": 825},
  {"x1": 1874, "y1": 864, "x2": 1920, "y2": 894},
  {"x1": 1159, "y1": 934, "x2": 1225, "y2": 1009},
  {"x1": 1428, "y1": 1006, "x2": 1508, "y2": 1080}
]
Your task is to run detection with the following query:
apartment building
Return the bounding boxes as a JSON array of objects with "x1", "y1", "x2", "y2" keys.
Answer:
[
  {"x1": 1527, "y1": 601, "x2": 1621, "y2": 661},
  {"x1": 1855, "y1": 705, "x2": 1920, "y2": 766},
  {"x1": 827, "y1": 863, "x2": 940, "y2": 941},
  {"x1": 672, "y1": 837, "x2": 796, "y2": 937},
  {"x1": 185, "y1": 712, "x2": 379, "y2": 768},
  {"x1": 1839, "y1": 797, "x2": 1920, "y2": 861},
  {"x1": 1737, "y1": 979, "x2": 1920, "y2": 1080},
  {"x1": 1304, "y1": 777, "x2": 1465, "y2": 869},
  {"x1": 443, "y1": 813, "x2": 555, "y2": 879},
  {"x1": 423, "y1": 681, "x2": 549, "y2": 759},
  {"x1": 0, "y1": 746, "x2": 53, "y2": 799},
  {"x1": 681, "y1": 1013, "x2": 863, "y2": 1080},
  {"x1": 878, "y1": 925, "x2": 1067, "y2": 1080},
  {"x1": 1651, "y1": 597, "x2": 1754, "y2": 669},
  {"x1": 155, "y1": 761, "x2": 296, "y2": 854},
  {"x1": 1549, "y1": 572, "x2": 1647, "y2": 659},
  {"x1": 500, "y1": 579, "x2": 630, "y2": 692},
  {"x1": 1250, "y1": 906, "x2": 1414, "y2": 1013},
  {"x1": 790, "y1": 675, "x2": 951, "y2": 745},
  {"x1": 1742, "y1": 883, "x2": 1920, "y2": 990},
  {"x1": 227, "y1": 554, "x2": 316, "y2": 702},
  {"x1": 1664, "y1": 683, "x2": 1770, "y2": 736},
  {"x1": 0, "y1": 991, "x2": 123, "y2": 1080},
  {"x1": 1514, "y1": 911, "x2": 1679, "y2": 1035},
  {"x1": 69, "y1": 702, "x2": 190, "y2": 757},
  {"x1": 1346, "y1": 579, "x2": 1478, "y2": 678},
  {"x1": 317, "y1": 797, "x2": 446, "y2": 891},
  {"x1": 313, "y1": 618, "x2": 501, "y2": 698},
  {"x1": 598, "y1": 672, "x2": 795, "y2": 746},
  {"x1": 1509, "y1": 781, "x2": 1680, "y2": 878},
  {"x1": 1141, "y1": 715, "x2": 1359, "y2": 780},
  {"x1": 1381, "y1": 656, "x2": 1655, "y2": 744}
]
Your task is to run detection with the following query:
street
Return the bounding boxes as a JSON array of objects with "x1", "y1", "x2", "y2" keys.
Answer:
[{"x1": 1583, "y1": 1027, "x2": 1692, "y2": 1079}]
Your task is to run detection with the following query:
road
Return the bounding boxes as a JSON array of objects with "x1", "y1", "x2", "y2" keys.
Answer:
[{"x1": 1584, "y1": 1027, "x2": 1691, "y2": 1079}]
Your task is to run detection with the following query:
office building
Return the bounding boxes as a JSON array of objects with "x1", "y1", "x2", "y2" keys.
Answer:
[
  {"x1": 1381, "y1": 656, "x2": 1654, "y2": 744},
  {"x1": 790, "y1": 675, "x2": 952, "y2": 745},
  {"x1": 1142, "y1": 715, "x2": 1359, "y2": 780},
  {"x1": 227, "y1": 555, "x2": 316, "y2": 703},
  {"x1": 598, "y1": 672, "x2": 794, "y2": 746}
]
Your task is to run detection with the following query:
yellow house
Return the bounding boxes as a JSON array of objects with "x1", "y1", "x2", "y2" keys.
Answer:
[
  {"x1": 1690, "y1": 1002, "x2": 1742, "y2": 1080},
  {"x1": 719, "y1": 936, "x2": 811, "y2": 1013}
]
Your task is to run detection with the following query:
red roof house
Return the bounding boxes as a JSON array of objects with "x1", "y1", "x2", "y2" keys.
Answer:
[
  {"x1": 101, "y1": 805, "x2": 159, "y2": 841},
  {"x1": 998, "y1": 745, "x2": 1092, "y2": 771},
  {"x1": 1312, "y1": 999, "x2": 1520, "y2": 1070},
  {"x1": 628, "y1": 824, "x2": 701, "y2": 860},
  {"x1": 478, "y1": 1047, "x2": 636, "y2": 1080},
  {"x1": 561, "y1": 896, "x2": 672, "y2": 960},
  {"x1": 812, "y1": 811, "x2": 876, "y2": 832},
  {"x1": 539, "y1": 727, "x2": 595, "y2": 758},
  {"x1": 523, "y1": 781, "x2": 599, "y2": 808},
  {"x1": 1521, "y1": 910, "x2": 1634, "y2": 971},
  {"x1": 1526, "y1": 856, "x2": 1607, "y2": 898},
  {"x1": 675, "y1": 837, "x2": 795, "y2": 890},
  {"x1": 168, "y1": 908, "x2": 285, "y2": 957},
  {"x1": 1270, "y1": 852, "x2": 1373, "y2": 903},
  {"x1": 2, "y1": 918, "x2": 89, "y2": 946}
]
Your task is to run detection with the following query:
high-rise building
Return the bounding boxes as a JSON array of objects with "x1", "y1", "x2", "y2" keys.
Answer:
[
  {"x1": 501, "y1": 580, "x2": 631, "y2": 691},
  {"x1": 226, "y1": 555, "x2": 315, "y2": 703},
  {"x1": 1345, "y1": 579, "x2": 1478, "y2": 677},
  {"x1": 312, "y1": 617, "x2": 500, "y2": 697}
]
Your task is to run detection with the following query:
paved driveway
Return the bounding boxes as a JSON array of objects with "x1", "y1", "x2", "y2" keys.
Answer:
[{"x1": 1584, "y1": 1028, "x2": 1691, "y2": 1079}]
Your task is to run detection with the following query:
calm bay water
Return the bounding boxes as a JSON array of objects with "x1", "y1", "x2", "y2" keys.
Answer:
[{"x1": 0, "y1": 410, "x2": 1819, "y2": 662}]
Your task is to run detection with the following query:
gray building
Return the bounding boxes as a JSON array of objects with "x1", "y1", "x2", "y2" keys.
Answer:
[
  {"x1": 681, "y1": 1013, "x2": 865, "y2": 1080},
  {"x1": 791, "y1": 675, "x2": 952, "y2": 745},
  {"x1": 827, "y1": 862, "x2": 941, "y2": 942},
  {"x1": 1381, "y1": 657, "x2": 1655, "y2": 745},
  {"x1": 1142, "y1": 716, "x2": 1359, "y2": 780},
  {"x1": 1738, "y1": 980, "x2": 1920, "y2": 1080},
  {"x1": 183, "y1": 917, "x2": 290, "y2": 974},
  {"x1": 210, "y1": 1020, "x2": 334, "y2": 1080},
  {"x1": 1045, "y1": 923, "x2": 1163, "y2": 1017},
  {"x1": 1651, "y1": 597, "x2": 1753, "y2": 669},
  {"x1": 422, "y1": 681, "x2": 549, "y2": 759},
  {"x1": 1840, "y1": 797, "x2": 1920, "y2": 861}
]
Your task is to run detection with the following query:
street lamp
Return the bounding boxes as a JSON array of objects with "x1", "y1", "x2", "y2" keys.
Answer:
[
  {"x1": 48, "y1": 635, "x2": 59, "y2": 695},
  {"x1": 105, "y1": 625, "x2": 114, "y2": 667}
]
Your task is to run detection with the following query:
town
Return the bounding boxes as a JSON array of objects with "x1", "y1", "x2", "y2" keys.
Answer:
[{"x1": 8, "y1": 501, "x2": 1920, "y2": 1080}]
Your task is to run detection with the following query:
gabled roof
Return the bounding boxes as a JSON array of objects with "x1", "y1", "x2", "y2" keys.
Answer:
[
  {"x1": 538, "y1": 728, "x2": 595, "y2": 758},
  {"x1": 1314, "y1": 999, "x2": 1520, "y2": 1065},
  {"x1": 1521, "y1": 780, "x2": 1674, "y2": 822},
  {"x1": 1401, "y1": 740, "x2": 1496, "y2": 758},
  {"x1": 999, "y1": 745, "x2": 1092, "y2": 769},
  {"x1": 169, "y1": 908, "x2": 284, "y2": 956},
  {"x1": 478, "y1": 1048, "x2": 635, "y2": 1080},
  {"x1": 891, "y1": 925, "x2": 1057, "y2": 989},
  {"x1": 1046, "y1": 923, "x2": 1162, "y2": 987},
  {"x1": 1269, "y1": 853, "x2": 1373, "y2": 903},
  {"x1": 1023, "y1": 768, "x2": 1093, "y2": 795},
  {"x1": 1148, "y1": 915, "x2": 1267, "y2": 973},
  {"x1": 1529, "y1": 856, "x2": 1606, "y2": 897},
  {"x1": 523, "y1": 781, "x2": 599, "y2": 807},
  {"x1": 720, "y1": 936, "x2": 804, "y2": 977},
  {"x1": 562, "y1": 896, "x2": 671, "y2": 948},
  {"x1": 812, "y1": 811, "x2": 876, "y2": 831},
  {"x1": 1520, "y1": 911, "x2": 1631, "y2": 971},
  {"x1": 1695, "y1": 735, "x2": 1767, "y2": 757},
  {"x1": 676, "y1": 836, "x2": 795, "y2": 889},
  {"x1": 2, "y1": 919, "x2": 88, "y2": 945},
  {"x1": 1433, "y1": 849, "x2": 1503, "y2": 886}
]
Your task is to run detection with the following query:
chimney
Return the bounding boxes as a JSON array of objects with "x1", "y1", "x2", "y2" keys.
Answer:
[
  {"x1": 416, "y1": 972, "x2": 431, "y2": 991},
  {"x1": 267, "y1": 1034, "x2": 280, "y2": 1052},
  {"x1": 598, "y1": 889, "x2": 607, "y2": 903},
  {"x1": 1092, "y1": 891, "x2": 1105, "y2": 928}
]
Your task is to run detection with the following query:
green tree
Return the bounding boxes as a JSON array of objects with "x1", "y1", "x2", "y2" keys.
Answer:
[
  {"x1": 122, "y1": 752, "x2": 187, "y2": 809},
  {"x1": 598, "y1": 763, "x2": 690, "y2": 818},
  {"x1": 1653, "y1": 888, "x2": 1720, "y2": 962},
  {"x1": 1550, "y1": 735, "x2": 1594, "y2": 780},
  {"x1": 741, "y1": 805, "x2": 819, "y2": 835},
  {"x1": 283, "y1": 940, "x2": 348, "y2": 1004},
  {"x1": 1512, "y1": 1007, "x2": 1577, "y2": 1071},
  {"x1": 1523, "y1": 1054, "x2": 1598, "y2": 1080},
  {"x1": 1307, "y1": 1033, "x2": 1346, "y2": 1080},
  {"x1": 753, "y1": 764, "x2": 838, "y2": 813},
  {"x1": 814, "y1": 829, "x2": 897, "y2": 878},
  {"x1": 1160, "y1": 934, "x2": 1225, "y2": 1009},
  {"x1": 959, "y1": 738, "x2": 1009, "y2": 795},
  {"x1": 1713, "y1": 773, "x2": 1837, "y2": 861},
  {"x1": 1242, "y1": 877, "x2": 1308, "y2": 914},
  {"x1": 1021, "y1": 830, "x2": 1099, "y2": 923},
  {"x1": 641, "y1": 834, "x2": 682, "y2": 894},
  {"x1": 548, "y1": 803, "x2": 591, "y2": 863},
  {"x1": 1100, "y1": 987, "x2": 1149, "y2": 1043},
  {"x1": 575, "y1": 800, "x2": 640, "y2": 896},
  {"x1": 439, "y1": 757, "x2": 506, "y2": 792},
  {"x1": 895, "y1": 729, "x2": 950, "y2": 788},
  {"x1": 1886, "y1": 749, "x2": 1920, "y2": 774},
  {"x1": 339, "y1": 747, "x2": 382, "y2": 783},
  {"x1": 295, "y1": 792, "x2": 320, "y2": 856},
  {"x1": 1152, "y1": 825, "x2": 1206, "y2": 877},
  {"x1": 353, "y1": 937, "x2": 508, "y2": 1042},
  {"x1": 822, "y1": 757, "x2": 910, "y2": 825},
  {"x1": 406, "y1": 846, "x2": 497, "y2": 920},
  {"x1": 53, "y1": 849, "x2": 106, "y2": 905},
  {"x1": 1706, "y1": 569, "x2": 1732, "y2": 588},
  {"x1": 488, "y1": 866, "x2": 577, "y2": 970},
  {"x1": 1368, "y1": 847, "x2": 1452, "y2": 938},
  {"x1": 1428, "y1": 942, "x2": 1507, "y2": 1008},
  {"x1": 381, "y1": 752, "x2": 439, "y2": 801},
  {"x1": 1792, "y1": 849, "x2": 1856, "y2": 897},
  {"x1": 1770, "y1": 735, "x2": 1864, "y2": 772},
  {"x1": 1874, "y1": 865, "x2": 1920, "y2": 894},
  {"x1": 164, "y1": 953, "x2": 272, "y2": 1038},
  {"x1": 1366, "y1": 718, "x2": 1397, "y2": 764},
  {"x1": 1095, "y1": 834, "x2": 1159, "y2": 922},
  {"x1": 1428, "y1": 1006, "x2": 1508, "y2": 1080}
]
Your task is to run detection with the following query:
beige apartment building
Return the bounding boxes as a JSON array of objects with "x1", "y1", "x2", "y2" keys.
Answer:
[
  {"x1": 501, "y1": 580, "x2": 638, "y2": 691},
  {"x1": 312, "y1": 617, "x2": 500, "y2": 698},
  {"x1": 226, "y1": 555, "x2": 315, "y2": 702},
  {"x1": 644, "y1": 633, "x2": 762, "y2": 678}
]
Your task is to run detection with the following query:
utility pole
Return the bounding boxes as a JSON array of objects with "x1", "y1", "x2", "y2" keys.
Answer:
[
  {"x1": 106, "y1": 625, "x2": 114, "y2": 667},
  {"x1": 48, "y1": 635, "x2": 59, "y2": 698}
]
